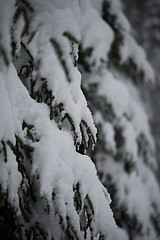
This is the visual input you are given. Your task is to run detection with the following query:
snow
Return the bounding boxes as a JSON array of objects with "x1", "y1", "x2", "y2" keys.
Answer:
[{"x1": 0, "y1": 0, "x2": 159, "y2": 239}]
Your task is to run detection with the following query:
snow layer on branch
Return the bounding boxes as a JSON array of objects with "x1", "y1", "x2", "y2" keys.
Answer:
[
  {"x1": 18, "y1": 0, "x2": 97, "y2": 146},
  {"x1": 32, "y1": 42, "x2": 96, "y2": 144}
]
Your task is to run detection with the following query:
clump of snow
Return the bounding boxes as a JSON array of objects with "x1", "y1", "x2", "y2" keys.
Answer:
[
  {"x1": 80, "y1": 0, "x2": 114, "y2": 71},
  {"x1": 120, "y1": 32, "x2": 155, "y2": 82},
  {"x1": 94, "y1": 112, "x2": 116, "y2": 154}
]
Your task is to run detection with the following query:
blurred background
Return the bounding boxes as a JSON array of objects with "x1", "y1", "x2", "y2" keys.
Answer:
[{"x1": 123, "y1": 0, "x2": 160, "y2": 181}]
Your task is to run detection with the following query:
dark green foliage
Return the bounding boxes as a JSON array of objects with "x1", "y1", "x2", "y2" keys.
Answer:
[
  {"x1": 1, "y1": 141, "x2": 7, "y2": 163},
  {"x1": 25, "y1": 221, "x2": 47, "y2": 240},
  {"x1": 151, "y1": 206, "x2": 160, "y2": 236},
  {"x1": 63, "y1": 32, "x2": 79, "y2": 45},
  {"x1": 114, "y1": 126, "x2": 125, "y2": 149},
  {"x1": 19, "y1": 0, "x2": 34, "y2": 13},
  {"x1": 82, "y1": 84, "x2": 115, "y2": 123},
  {"x1": 13, "y1": 0, "x2": 35, "y2": 43},
  {"x1": 65, "y1": 216, "x2": 80, "y2": 240},
  {"x1": 137, "y1": 133, "x2": 154, "y2": 167},
  {"x1": 115, "y1": 206, "x2": 143, "y2": 237},
  {"x1": 0, "y1": 198, "x2": 20, "y2": 240},
  {"x1": 73, "y1": 183, "x2": 82, "y2": 214},
  {"x1": 0, "y1": 47, "x2": 10, "y2": 66},
  {"x1": 81, "y1": 120, "x2": 96, "y2": 146},
  {"x1": 124, "y1": 158, "x2": 135, "y2": 174},
  {"x1": 63, "y1": 32, "x2": 79, "y2": 67},
  {"x1": 61, "y1": 112, "x2": 79, "y2": 145},
  {"x1": 50, "y1": 39, "x2": 72, "y2": 83},
  {"x1": 102, "y1": 0, "x2": 123, "y2": 63},
  {"x1": 79, "y1": 46, "x2": 93, "y2": 72}
]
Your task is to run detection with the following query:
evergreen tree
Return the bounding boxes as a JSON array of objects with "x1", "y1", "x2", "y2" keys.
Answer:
[{"x1": 0, "y1": 1, "x2": 160, "y2": 240}]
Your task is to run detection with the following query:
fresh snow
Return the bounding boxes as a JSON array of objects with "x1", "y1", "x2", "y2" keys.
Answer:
[{"x1": 0, "y1": 0, "x2": 159, "y2": 239}]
